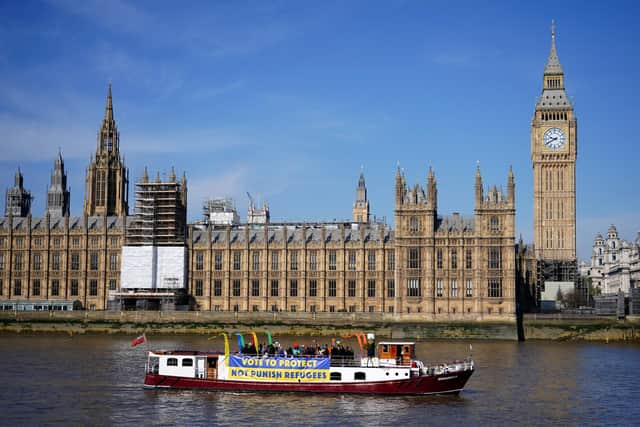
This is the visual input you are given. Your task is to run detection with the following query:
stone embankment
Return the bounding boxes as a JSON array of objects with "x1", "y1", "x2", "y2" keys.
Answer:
[{"x1": 0, "y1": 311, "x2": 638, "y2": 341}]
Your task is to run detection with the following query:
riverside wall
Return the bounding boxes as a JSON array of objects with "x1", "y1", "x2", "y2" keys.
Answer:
[{"x1": 0, "y1": 311, "x2": 638, "y2": 341}]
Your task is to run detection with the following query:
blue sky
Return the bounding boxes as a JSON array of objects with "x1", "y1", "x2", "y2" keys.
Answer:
[{"x1": 1, "y1": 0, "x2": 639, "y2": 261}]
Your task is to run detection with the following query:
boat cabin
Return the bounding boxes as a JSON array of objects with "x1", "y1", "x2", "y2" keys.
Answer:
[
  {"x1": 377, "y1": 342, "x2": 415, "y2": 366},
  {"x1": 148, "y1": 351, "x2": 222, "y2": 380}
]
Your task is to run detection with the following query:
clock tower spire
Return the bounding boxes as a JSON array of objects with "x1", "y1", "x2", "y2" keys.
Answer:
[{"x1": 531, "y1": 21, "x2": 578, "y2": 278}]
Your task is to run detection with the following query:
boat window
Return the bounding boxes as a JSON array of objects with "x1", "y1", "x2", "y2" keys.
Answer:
[
  {"x1": 330, "y1": 372, "x2": 342, "y2": 381},
  {"x1": 182, "y1": 358, "x2": 194, "y2": 367},
  {"x1": 167, "y1": 358, "x2": 178, "y2": 366},
  {"x1": 354, "y1": 372, "x2": 366, "y2": 381}
]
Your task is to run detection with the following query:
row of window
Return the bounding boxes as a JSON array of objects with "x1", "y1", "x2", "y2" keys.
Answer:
[
  {"x1": 194, "y1": 279, "x2": 396, "y2": 298},
  {"x1": 193, "y1": 278, "x2": 499, "y2": 298},
  {"x1": 195, "y1": 250, "x2": 396, "y2": 272},
  {"x1": 0, "y1": 278, "x2": 116, "y2": 297},
  {"x1": 193, "y1": 247, "x2": 504, "y2": 272},
  {"x1": 5, "y1": 236, "x2": 119, "y2": 249},
  {"x1": 0, "y1": 252, "x2": 119, "y2": 272}
]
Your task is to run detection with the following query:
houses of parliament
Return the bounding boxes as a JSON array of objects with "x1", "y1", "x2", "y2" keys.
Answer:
[{"x1": 0, "y1": 25, "x2": 577, "y2": 319}]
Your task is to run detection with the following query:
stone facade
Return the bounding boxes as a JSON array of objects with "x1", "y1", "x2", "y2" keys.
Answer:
[
  {"x1": 186, "y1": 167, "x2": 516, "y2": 320},
  {"x1": 0, "y1": 214, "x2": 125, "y2": 310},
  {"x1": 580, "y1": 225, "x2": 640, "y2": 295}
]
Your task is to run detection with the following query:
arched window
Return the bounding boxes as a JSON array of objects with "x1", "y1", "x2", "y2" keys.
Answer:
[
  {"x1": 182, "y1": 358, "x2": 193, "y2": 367},
  {"x1": 409, "y1": 217, "x2": 419, "y2": 233},
  {"x1": 354, "y1": 372, "x2": 366, "y2": 381},
  {"x1": 330, "y1": 372, "x2": 342, "y2": 381},
  {"x1": 167, "y1": 358, "x2": 178, "y2": 366},
  {"x1": 489, "y1": 216, "x2": 500, "y2": 232}
]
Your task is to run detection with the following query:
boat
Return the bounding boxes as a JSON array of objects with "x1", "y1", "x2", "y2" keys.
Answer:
[{"x1": 143, "y1": 334, "x2": 474, "y2": 395}]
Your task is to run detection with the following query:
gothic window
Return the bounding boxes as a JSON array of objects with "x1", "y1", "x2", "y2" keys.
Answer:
[
  {"x1": 309, "y1": 250, "x2": 318, "y2": 271},
  {"x1": 195, "y1": 279, "x2": 203, "y2": 297},
  {"x1": 451, "y1": 280, "x2": 458, "y2": 297},
  {"x1": 33, "y1": 253, "x2": 42, "y2": 271},
  {"x1": 488, "y1": 247, "x2": 501, "y2": 269},
  {"x1": 466, "y1": 249, "x2": 472, "y2": 269},
  {"x1": 215, "y1": 251, "x2": 223, "y2": 270},
  {"x1": 252, "y1": 280, "x2": 260, "y2": 297},
  {"x1": 409, "y1": 217, "x2": 419, "y2": 233},
  {"x1": 328, "y1": 280, "x2": 337, "y2": 297},
  {"x1": 289, "y1": 279, "x2": 298, "y2": 297},
  {"x1": 436, "y1": 279, "x2": 443, "y2": 297},
  {"x1": 52, "y1": 252, "x2": 60, "y2": 271},
  {"x1": 233, "y1": 251, "x2": 241, "y2": 270},
  {"x1": 0, "y1": 254, "x2": 4, "y2": 271},
  {"x1": 436, "y1": 249, "x2": 443, "y2": 269},
  {"x1": 109, "y1": 253, "x2": 118, "y2": 271},
  {"x1": 252, "y1": 251, "x2": 260, "y2": 271},
  {"x1": 489, "y1": 217, "x2": 500, "y2": 232},
  {"x1": 408, "y1": 247, "x2": 420, "y2": 269},
  {"x1": 15, "y1": 253, "x2": 23, "y2": 271},
  {"x1": 348, "y1": 250, "x2": 356, "y2": 271},
  {"x1": 71, "y1": 253, "x2": 80, "y2": 271},
  {"x1": 451, "y1": 249, "x2": 458, "y2": 270},
  {"x1": 348, "y1": 280, "x2": 356, "y2": 297},
  {"x1": 387, "y1": 251, "x2": 395, "y2": 270},
  {"x1": 466, "y1": 279, "x2": 473, "y2": 297},
  {"x1": 309, "y1": 280, "x2": 317, "y2": 297},
  {"x1": 367, "y1": 280, "x2": 376, "y2": 298},
  {"x1": 70, "y1": 280, "x2": 78, "y2": 296},
  {"x1": 290, "y1": 250, "x2": 298, "y2": 271},
  {"x1": 232, "y1": 280, "x2": 241, "y2": 297},
  {"x1": 89, "y1": 280, "x2": 98, "y2": 296},
  {"x1": 14, "y1": 279, "x2": 22, "y2": 296},
  {"x1": 109, "y1": 279, "x2": 117, "y2": 291},
  {"x1": 367, "y1": 250, "x2": 375, "y2": 271},
  {"x1": 270, "y1": 280, "x2": 278, "y2": 297},
  {"x1": 407, "y1": 278, "x2": 421, "y2": 297},
  {"x1": 33, "y1": 279, "x2": 41, "y2": 296},
  {"x1": 328, "y1": 250, "x2": 337, "y2": 271},
  {"x1": 488, "y1": 279, "x2": 502, "y2": 298},
  {"x1": 214, "y1": 280, "x2": 223, "y2": 297},
  {"x1": 387, "y1": 279, "x2": 395, "y2": 298},
  {"x1": 90, "y1": 252, "x2": 99, "y2": 271},
  {"x1": 271, "y1": 251, "x2": 279, "y2": 271}
]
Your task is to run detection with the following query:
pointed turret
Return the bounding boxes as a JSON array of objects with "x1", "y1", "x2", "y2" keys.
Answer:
[
  {"x1": 6, "y1": 167, "x2": 32, "y2": 217},
  {"x1": 427, "y1": 166, "x2": 437, "y2": 209},
  {"x1": 475, "y1": 163, "x2": 483, "y2": 207},
  {"x1": 97, "y1": 83, "x2": 119, "y2": 154},
  {"x1": 142, "y1": 166, "x2": 149, "y2": 183},
  {"x1": 46, "y1": 150, "x2": 70, "y2": 217},
  {"x1": 104, "y1": 83, "x2": 114, "y2": 123},
  {"x1": 395, "y1": 164, "x2": 405, "y2": 206},
  {"x1": 353, "y1": 169, "x2": 370, "y2": 223},
  {"x1": 169, "y1": 166, "x2": 176, "y2": 183},
  {"x1": 507, "y1": 165, "x2": 515, "y2": 204}
]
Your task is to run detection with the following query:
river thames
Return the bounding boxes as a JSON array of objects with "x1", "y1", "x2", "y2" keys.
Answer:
[{"x1": 0, "y1": 334, "x2": 638, "y2": 426}]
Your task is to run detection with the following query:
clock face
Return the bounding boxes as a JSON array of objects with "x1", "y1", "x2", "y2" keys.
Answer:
[{"x1": 543, "y1": 127, "x2": 566, "y2": 150}]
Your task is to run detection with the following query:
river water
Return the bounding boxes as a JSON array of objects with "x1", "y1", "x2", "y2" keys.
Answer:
[{"x1": 0, "y1": 334, "x2": 638, "y2": 426}]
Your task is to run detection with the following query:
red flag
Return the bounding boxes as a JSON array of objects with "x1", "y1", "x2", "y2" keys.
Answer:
[{"x1": 131, "y1": 334, "x2": 146, "y2": 347}]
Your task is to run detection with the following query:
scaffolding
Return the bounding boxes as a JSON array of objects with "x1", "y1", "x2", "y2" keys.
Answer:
[{"x1": 126, "y1": 180, "x2": 187, "y2": 246}]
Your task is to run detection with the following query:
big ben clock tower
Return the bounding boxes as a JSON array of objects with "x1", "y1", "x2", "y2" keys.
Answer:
[{"x1": 532, "y1": 21, "x2": 577, "y2": 281}]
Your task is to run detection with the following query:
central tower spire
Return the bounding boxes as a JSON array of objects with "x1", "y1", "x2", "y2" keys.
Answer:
[
  {"x1": 544, "y1": 19, "x2": 563, "y2": 75},
  {"x1": 84, "y1": 83, "x2": 129, "y2": 217}
]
